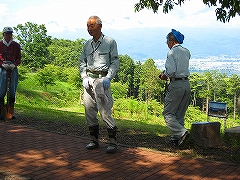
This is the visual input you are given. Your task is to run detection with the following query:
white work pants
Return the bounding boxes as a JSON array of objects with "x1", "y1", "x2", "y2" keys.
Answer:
[{"x1": 83, "y1": 77, "x2": 116, "y2": 129}]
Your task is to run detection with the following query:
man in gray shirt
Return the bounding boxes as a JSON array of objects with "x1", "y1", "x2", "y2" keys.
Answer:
[
  {"x1": 160, "y1": 29, "x2": 191, "y2": 147},
  {"x1": 79, "y1": 16, "x2": 119, "y2": 153}
]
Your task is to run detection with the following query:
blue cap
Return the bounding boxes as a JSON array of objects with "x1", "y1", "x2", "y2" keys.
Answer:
[{"x1": 171, "y1": 29, "x2": 184, "y2": 44}]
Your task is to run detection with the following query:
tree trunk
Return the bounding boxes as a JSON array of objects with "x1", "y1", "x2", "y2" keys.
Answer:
[
  {"x1": 233, "y1": 92, "x2": 236, "y2": 120},
  {"x1": 206, "y1": 96, "x2": 209, "y2": 116},
  {"x1": 193, "y1": 91, "x2": 196, "y2": 106},
  {"x1": 206, "y1": 83, "x2": 210, "y2": 115},
  {"x1": 213, "y1": 88, "x2": 216, "y2": 101},
  {"x1": 202, "y1": 98, "x2": 205, "y2": 112},
  {"x1": 238, "y1": 95, "x2": 240, "y2": 116}
]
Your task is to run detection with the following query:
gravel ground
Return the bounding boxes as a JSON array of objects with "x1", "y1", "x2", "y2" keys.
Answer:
[{"x1": 7, "y1": 114, "x2": 240, "y2": 166}]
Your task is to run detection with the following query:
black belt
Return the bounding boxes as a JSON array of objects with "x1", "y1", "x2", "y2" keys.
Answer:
[
  {"x1": 87, "y1": 69, "x2": 108, "y2": 76},
  {"x1": 170, "y1": 77, "x2": 188, "y2": 81}
]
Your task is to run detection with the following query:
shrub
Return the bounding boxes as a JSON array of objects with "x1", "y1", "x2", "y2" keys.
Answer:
[{"x1": 36, "y1": 65, "x2": 56, "y2": 87}]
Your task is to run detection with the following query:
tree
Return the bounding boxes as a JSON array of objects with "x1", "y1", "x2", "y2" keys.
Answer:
[
  {"x1": 189, "y1": 72, "x2": 204, "y2": 107},
  {"x1": 48, "y1": 38, "x2": 85, "y2": 67},
  {"x1": 198, "y1": 71, "x2": 213, "y2": 113},
  {"x1": 137, "y1": 58, "x2": 163, "y2": 101},
  {"x1": 36, "y1": 65, "x2": 56, "y2": 88},
  {"x1": 111, "y1": 82, "x2": 129, "y2": 99},
  {"x1": 14, "y1": 22, "x2": 52, "y2": 69},
  {"x1": 133, "y1": 61, "x2": 142, "y2": 99},
  {"x1": 210, "y1": 70, "x2": 227, "y2": 102},
  {"x1": 226, "y1": 74, "x2": 240, "y2": 120},
  {"x1": 238, "y1": 95, "x2": 240, "y2": 115},
  {"x1": 117, "y1": 54, "x2": 136, "y2": 97},
  {"x1": 134, "y1": 0, "x2": 240, "y2": 22}
]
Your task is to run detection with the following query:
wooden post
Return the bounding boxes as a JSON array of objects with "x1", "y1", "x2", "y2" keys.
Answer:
[{"x1": 191, "y1": 122, "x2": 221, "y2": 148}]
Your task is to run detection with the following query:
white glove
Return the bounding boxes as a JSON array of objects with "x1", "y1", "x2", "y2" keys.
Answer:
[
  {"x1": 1, "y1": 63, "x2": 10, "y2": 70},
  {"x1": 82, "y1": 77, "x2": 90, "y2": 89},
  {"x1": 9, "y1": 64, "x2": 15, "y2": 70}
]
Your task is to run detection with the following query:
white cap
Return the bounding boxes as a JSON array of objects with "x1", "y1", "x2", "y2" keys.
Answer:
[{"x1": 3, "y1": 27, "x2": 13, "y2": 34}]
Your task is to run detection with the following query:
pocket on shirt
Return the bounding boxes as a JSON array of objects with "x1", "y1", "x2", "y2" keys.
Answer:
[{"x1": 98, "y1": 52, "x2": 109, "y2": 63}]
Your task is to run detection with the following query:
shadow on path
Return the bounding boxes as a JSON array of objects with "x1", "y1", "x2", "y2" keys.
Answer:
[{"x1": 0, "y1": 123, "x2": 240, "y2": 180}]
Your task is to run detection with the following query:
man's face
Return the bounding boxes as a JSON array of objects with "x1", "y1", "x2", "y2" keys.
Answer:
[
  {"x1": 3, "y1": 32, "x2": 13, "y2": 43},
  {"x1": 166, "y1": 39, "x2": 174, "y2": 49},
  {"x1": 87, "y1": 18, "x2": 102, "y2": 37}
]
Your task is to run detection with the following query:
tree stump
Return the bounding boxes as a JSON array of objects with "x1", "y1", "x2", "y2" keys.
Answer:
[
  {"x1": 191, "y1": 122, "x2": 221, "y2": 148},
  {"x1": 225, "y1": 126, "x2": 240, "y2": 143}
]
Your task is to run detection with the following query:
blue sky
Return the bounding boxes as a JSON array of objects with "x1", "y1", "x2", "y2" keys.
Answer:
[{"x1": 1, "y1": 0, "x2": 240, "y2": 36}]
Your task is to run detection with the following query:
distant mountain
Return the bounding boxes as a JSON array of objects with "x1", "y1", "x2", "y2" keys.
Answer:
[
  {"x1": 110, "y1": 27, "x2": 240, "y2": 61},
  {"x1": 50, "y1": 27, "x2": 240, "y2": 60},
  {"x1": 49, "y1": 27, "x2": 240, "y2": 75}
]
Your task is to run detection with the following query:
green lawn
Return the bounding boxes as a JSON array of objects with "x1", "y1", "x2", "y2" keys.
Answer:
[{"x1": 15, "y1": 73, "x2": 240, "y2": 136}]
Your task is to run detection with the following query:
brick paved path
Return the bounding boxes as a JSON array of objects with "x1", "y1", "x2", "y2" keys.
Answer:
[{"x1": 0, "y1": 122, "x2": 240, "y2": 180}]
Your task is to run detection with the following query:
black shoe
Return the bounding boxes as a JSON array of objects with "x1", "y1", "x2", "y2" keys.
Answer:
[
  {"x1": 86, "y1": 141, "x2": 99, "y2": 150},
  {"x1": 169, "y1": 136, "x2": 179, "y2": 147},
  {"x1": 106, "y1": 143, "x2": 117, "y2": 154},
  {"x1": 178, "y1": 131, "x2": 189, "y2": 146}
]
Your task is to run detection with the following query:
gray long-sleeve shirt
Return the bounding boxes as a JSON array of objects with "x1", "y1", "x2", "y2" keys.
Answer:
[
  {"x1": 79, "y1": 33, "x2": 119, "y2": 80},
  {"x1": 164, "y1": 44, "x2": 190, "y2": 78}
]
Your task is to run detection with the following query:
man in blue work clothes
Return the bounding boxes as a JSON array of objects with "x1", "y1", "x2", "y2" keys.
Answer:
[
  {"x1": 79, "y1": 16, "x2": 119, "y2": 153},
  {"x1": 160, "y1": 29, "x2": 191, "y2": 147}
]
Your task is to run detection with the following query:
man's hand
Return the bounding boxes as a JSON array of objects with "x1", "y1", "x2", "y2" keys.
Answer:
[
  {"x1": 82, "y1": 77, "x2": 90, "y2": 89},
  {"x1": 159, "y1": 73, "x2": 168, "y2": 80},
  {"x1": 1, "y1": 63, "x2": 10, "y2": 70},
  {"x1": 103, "y1": 77, "x2": 110, "y2": 89},
  {"x1": 9, "y1": 64, "x2": 15, "y2": 70}
]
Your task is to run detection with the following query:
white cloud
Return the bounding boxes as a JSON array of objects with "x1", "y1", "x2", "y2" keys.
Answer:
[
  {"x1": 0, "y1": 4, "x2": 8, "y2": 17},
  {"x1": 0, "y1": 0, "x2": 240, "y2": 33}
]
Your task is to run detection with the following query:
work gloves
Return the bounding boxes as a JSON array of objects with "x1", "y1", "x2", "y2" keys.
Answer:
[
  {"x1": 2, "y1": 63, "x2": 10, "y2": 70},
  {"x1": 82, "y1": 77, "x2": 110, "y2": 90},
  {"x1": 103, "y1": 77, "x2": 110, "y2": 89},
  {"x1": 1, "y1": 63, "x2": 15, "y2": 70},
  {"x1": 9, "y1": 64, "x2": 15, "y2": 70},
  {"x1": 82, "y1": 77, "x2": 90, "y2": 89}
]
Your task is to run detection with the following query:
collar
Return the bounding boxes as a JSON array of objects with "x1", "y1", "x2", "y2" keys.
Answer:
[
  {"x1": 171, "y1": 43, "x2": 181, "y2": 49},
  {"x1": 2, "y1": 38, "x2": 13, "y2": 47},
  {"x1": 92, "y1": 33, "x2": 104, "y2": 43}
]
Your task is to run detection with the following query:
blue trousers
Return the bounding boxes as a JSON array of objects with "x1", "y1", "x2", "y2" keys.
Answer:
[{"x1": 0, "y1": 67, "x2": 19, "y2": 102}]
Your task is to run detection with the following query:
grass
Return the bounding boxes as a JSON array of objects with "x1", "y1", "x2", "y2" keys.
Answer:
[{"x1": 15, "y1": 72, "x2": 240, "y2": 140}]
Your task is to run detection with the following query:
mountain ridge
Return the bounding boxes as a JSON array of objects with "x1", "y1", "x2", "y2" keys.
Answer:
[
  {"x1": 49, "y1": 27, "x2": 240, "y2": 75},
  {"x1": 49, "y1": 27, "x2": 240, "y2": 60}
]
